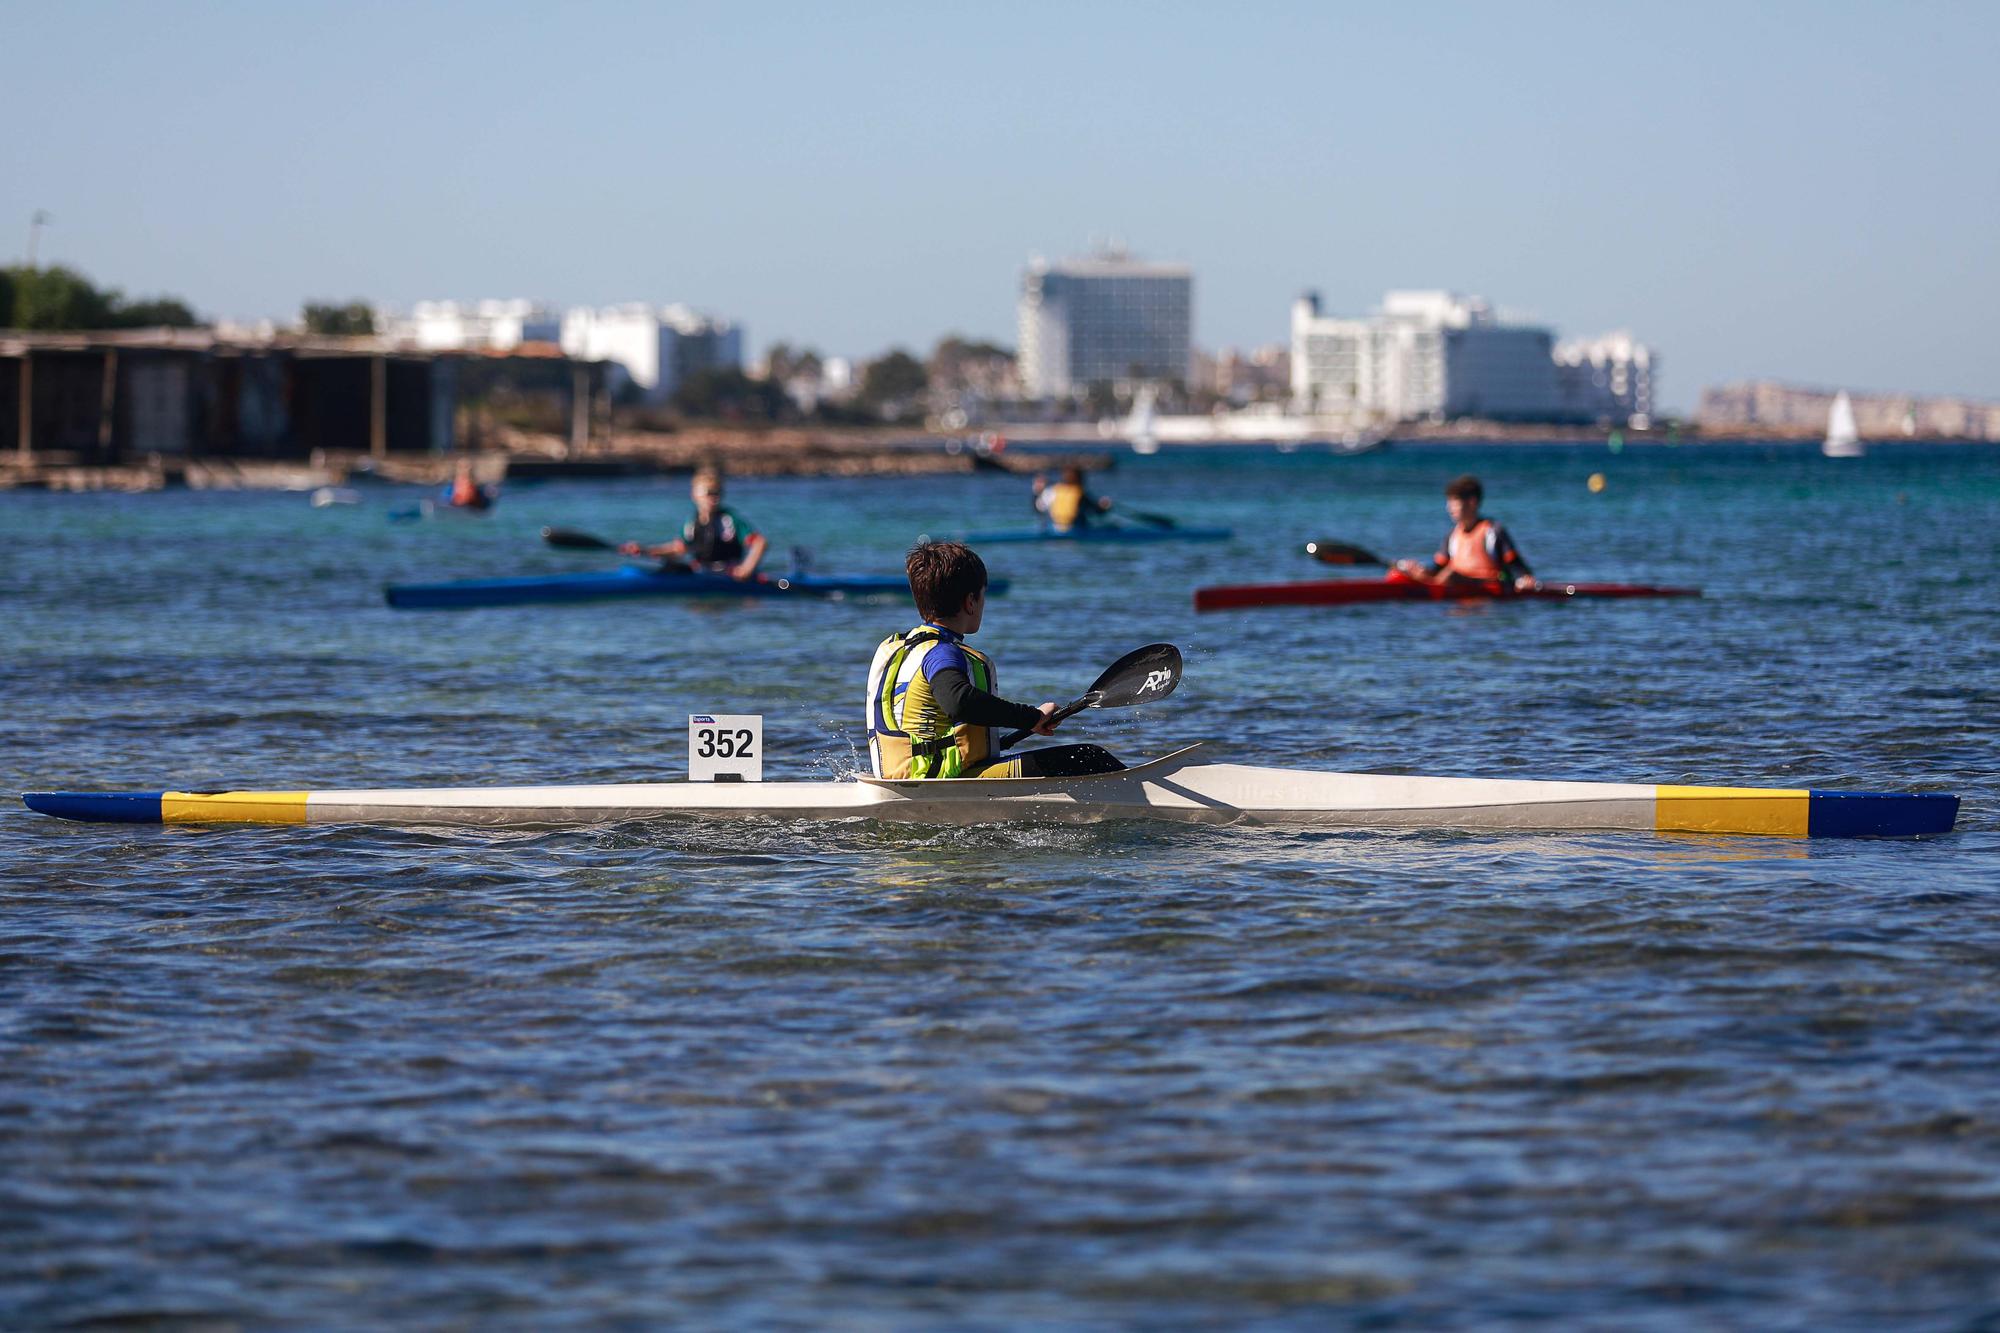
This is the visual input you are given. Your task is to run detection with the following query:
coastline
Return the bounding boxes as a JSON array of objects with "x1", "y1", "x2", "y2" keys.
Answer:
[{"x1": 0, "y1": 419, "x2": 1982, "y2": 494}]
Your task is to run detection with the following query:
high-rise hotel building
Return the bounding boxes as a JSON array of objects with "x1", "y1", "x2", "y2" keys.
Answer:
[{"x1": 1017, "y1": 250, "x2": 1193, "y2": 398}]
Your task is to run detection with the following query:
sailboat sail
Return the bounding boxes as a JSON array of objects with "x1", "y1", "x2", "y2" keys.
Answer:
[{"x1": 1823, "y1": 391, "x2": 1863, "y2": 458}]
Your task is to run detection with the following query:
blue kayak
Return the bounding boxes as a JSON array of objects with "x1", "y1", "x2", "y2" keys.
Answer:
[
  {"x1": 960, "y1": 525, "x2": 1231, "y2": 545},
  {"x1": 385, "y1": 566, "x2": 971, "y2": 610}
]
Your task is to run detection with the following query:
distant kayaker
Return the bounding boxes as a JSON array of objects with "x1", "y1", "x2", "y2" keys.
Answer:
[
  {"x1": 866, "y1": 540, "x2": 1124, "y2": 779},
  {"x1": 443, "y1": 458, "x2": 495, "y2": 511},
  {"x1": 620, "y1": 467, "x2": 768, "y2": 580},
  {"x1": 1044, "y1": 465, "x2": 1114, "y2": 532},
  {"x1": 1394, "y1": 475, "x2": 1538, "y2": 592}
]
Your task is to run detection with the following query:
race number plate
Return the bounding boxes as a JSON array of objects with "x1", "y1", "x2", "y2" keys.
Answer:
[{"x1": 688, "y1": 714, "x2": 763, "y2": 782}]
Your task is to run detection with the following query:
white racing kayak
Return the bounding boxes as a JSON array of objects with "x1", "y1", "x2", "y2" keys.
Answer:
[{"x1": 21, "y1": 745, "x2": 1959, "y2": 838}]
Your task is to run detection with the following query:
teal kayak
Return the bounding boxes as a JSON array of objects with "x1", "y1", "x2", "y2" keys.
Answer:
[
  {"x1": 961, "y1": 525, "x2": 1231, "y2": 545},
  {"x1": 385, "y1": 566, "x2": 984, "y2": 610}
]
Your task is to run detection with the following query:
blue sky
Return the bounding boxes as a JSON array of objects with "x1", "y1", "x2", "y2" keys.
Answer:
[{"x1": 4, "y1": 0, "x2": 1995, "y2": 409}]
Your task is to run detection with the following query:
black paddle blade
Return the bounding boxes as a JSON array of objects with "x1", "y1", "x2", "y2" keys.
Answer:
[
  {"x1": 1304, "y1": 539, "x2": 1385, "y2": 566},
  {"x1": 997, "y1": 643, "x2": 1184, "y2": 750},
  {"x1": 1085, "y1": 642, "x2": 1182, "y2": 708},
  {"x1": 543, "y1": 526, "x2": 617, "y2": 550}
]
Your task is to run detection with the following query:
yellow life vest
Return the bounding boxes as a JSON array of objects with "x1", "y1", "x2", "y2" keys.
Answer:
[
  {"x1": 1047, "y1": 481, "x2": 1086, "y2": 530},
  {"x1": 865, "y1": 625, "x2": 997, "y2": 779}
]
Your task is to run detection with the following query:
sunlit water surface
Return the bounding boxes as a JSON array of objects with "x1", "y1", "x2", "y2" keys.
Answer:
[{"x1": 3, "y1": 444, "x2": 1997, "y2": 1327}]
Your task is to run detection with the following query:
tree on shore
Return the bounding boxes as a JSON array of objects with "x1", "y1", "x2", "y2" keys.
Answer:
[
  {"x1": 303, "y1": 301, "x2": 375, "y2": 336},
  {"x1": 671, "y1": 367, "x2": 792, "y2": 421},
  {"x1": 0, "y1": 264, "x2": 200, "y2": 330},
  {"x1": 763, "y1": 342, "x2": 824, "y2": 383},
  {"x1": 858, "y1": 349, "x2": 928, "y2": 419}
]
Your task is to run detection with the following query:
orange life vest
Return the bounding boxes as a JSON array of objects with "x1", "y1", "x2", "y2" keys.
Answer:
[{"x1": 1443, "y1": 519, "x2": 1504, "y2": 580}]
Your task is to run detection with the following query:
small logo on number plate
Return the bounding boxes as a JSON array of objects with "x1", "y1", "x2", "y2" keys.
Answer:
[{"x1": 691, "y1": 715, "x2": 716, "y2": 725}]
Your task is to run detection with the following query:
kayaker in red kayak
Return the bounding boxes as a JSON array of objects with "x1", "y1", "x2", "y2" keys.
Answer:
[
  {"x1": 865, "y1": 540, "x2": 1123, "y2": 779},
  {"x1": 1394, "y1": 475, "x2": 1538, "y2": 592},
  {"x1": 620, "y1": 467, "x2": 768, "y2": 580}
]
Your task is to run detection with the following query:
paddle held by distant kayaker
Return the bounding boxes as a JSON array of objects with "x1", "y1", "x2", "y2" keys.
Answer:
[
  {"x1": 620, "y1": 467, "x2": 768, "y2": 580},
  {"x1": 1394, "y1": 474, "x2": 1538, "y2": 592},
  {"x1": 866, "y1": 541, "x2": 1124, "y2": 780}
]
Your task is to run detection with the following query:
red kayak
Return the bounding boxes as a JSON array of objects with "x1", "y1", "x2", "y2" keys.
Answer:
[{"x1": 1194, "y1": 574, "x2": 1702, "y2": 612}]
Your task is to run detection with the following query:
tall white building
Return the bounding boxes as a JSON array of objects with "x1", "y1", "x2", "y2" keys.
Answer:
[
  {"x1": 1292, "y1": 290, "x2": 1589, "y2": 423},
  {"x1": 1017, "y1": 250, "x2": 1193, "y2": 398},
  {"x1": 1555, "y1": 332, "x2": 1657, "y2": 426},
  {"x1": 559, "y1": 304, "x2": 743, "y2": 403}
]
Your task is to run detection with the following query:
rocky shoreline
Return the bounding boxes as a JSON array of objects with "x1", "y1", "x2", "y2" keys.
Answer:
[
  {"x1": 2, "y1": 420, "x2": 1976, "y2": 493},
  {"x1": 0, "y1": 426, "x2": 1115, "y2": 493}
]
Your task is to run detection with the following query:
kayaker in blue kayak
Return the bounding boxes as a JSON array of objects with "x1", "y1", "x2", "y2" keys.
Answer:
[
  {"x1": 1393, "y1": 475, "x2": 1538, "y2": 591},
  {"x1": 866, "y1": 540, "x2": 1124, "y2": 779},
  {"x1": 620, "y1": 467, "x2": 768, "y2": 580},
  {"x1": 1044, "y1": 465, "x2": 1114, "y2": 532}
]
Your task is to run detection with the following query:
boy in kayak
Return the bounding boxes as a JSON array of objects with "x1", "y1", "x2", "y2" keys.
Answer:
[
  {"x1": 1044, "y1": 465, "x2": 1114, "y2": 532},
  {"x1": 1394, "y1": 475, "x2": 1538, "y2": 591},
  {"x1": 443, "y1": 458, "x2": 496, "y2": 511},
  {"x1": 621, "y1": 467, "x2": 768, "y2": 580},
  {"x1": 866, "y1": 540, "x2": 1124, "y2": 779}
]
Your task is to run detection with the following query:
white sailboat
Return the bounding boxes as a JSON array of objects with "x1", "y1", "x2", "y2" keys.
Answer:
[{"x1": 1823, "y1": 390, "x2": 1863, "y2": 458}]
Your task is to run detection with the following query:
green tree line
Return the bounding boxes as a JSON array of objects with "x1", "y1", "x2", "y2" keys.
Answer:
[{"x1": 0, "y1": 265, "x2": 201, "y2": 330}]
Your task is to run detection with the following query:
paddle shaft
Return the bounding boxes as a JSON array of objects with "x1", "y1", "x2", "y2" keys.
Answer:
[{"x1": 999, "y1": 697, "x2": 1090, "y2": 750}]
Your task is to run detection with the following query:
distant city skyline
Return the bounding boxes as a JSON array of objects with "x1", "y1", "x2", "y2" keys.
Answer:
[{"x1": 4, "y1": 1, "x2": 1997, "y2": 411}]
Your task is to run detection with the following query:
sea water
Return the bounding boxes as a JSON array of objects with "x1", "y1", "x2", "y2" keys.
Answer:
[{"x1": 3, "y1": 443, "x2": 1997, "y2": 1327}]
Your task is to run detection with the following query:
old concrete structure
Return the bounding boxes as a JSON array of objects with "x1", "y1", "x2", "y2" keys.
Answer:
[{"x1": 0, "y1": 330, "x2": 603, "y2": 465}]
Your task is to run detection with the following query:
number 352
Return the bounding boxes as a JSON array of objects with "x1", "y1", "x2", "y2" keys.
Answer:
[{"x1": 696, "y1": 728, "x2": 756, "y2": 759}]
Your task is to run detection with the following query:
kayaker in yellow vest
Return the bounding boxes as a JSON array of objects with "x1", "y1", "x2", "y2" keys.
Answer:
[
  {"x1": 867, "y1": 540, "x2": 1125, "y2": 779},
  {"x1": 1394, "y1": 475, "x2": 1538, "y2": 591},
  {"x1": 1043, "y1": 465, "x2": 1114, "y2": 532}
]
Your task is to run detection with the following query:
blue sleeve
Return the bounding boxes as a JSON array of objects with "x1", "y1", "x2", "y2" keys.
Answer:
[{"x1": 920, "y1": 640, "x2": 970, "y2": 681}]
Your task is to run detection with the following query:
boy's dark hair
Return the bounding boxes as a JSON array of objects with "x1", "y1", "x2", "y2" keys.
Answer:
[
  {"x1": 906, "y1": 540, "x2": 987, "y2": 621},
  {"x1": 1445, "y1": 474, "x2": 1484, "y2": 502}
]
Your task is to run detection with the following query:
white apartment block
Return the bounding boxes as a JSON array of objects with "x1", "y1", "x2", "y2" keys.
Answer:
[
  {"x1": 560, "y1": 304, "x2": 743, "y2": 403},
  {"x1": 379, "y1": 300, "x2": 743, "y2": 404},
  {"x1": 1555, "y1": 332, "x2": 1657, "y2": 426},
  {"x1": 1292, "y1": 290, "x2": 1641, "y2": 424},
  {"x1": 377, "y1": 299, "x2": 561, "y2": 352}
]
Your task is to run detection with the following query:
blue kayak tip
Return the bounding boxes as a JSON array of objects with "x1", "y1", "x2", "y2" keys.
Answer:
[
  {"x1": 24, "y1": 791, "x2": 167, "y2": 824},
  {"x1": 1807, "y1": 790, "x2": 1959, "y2": 838}
]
